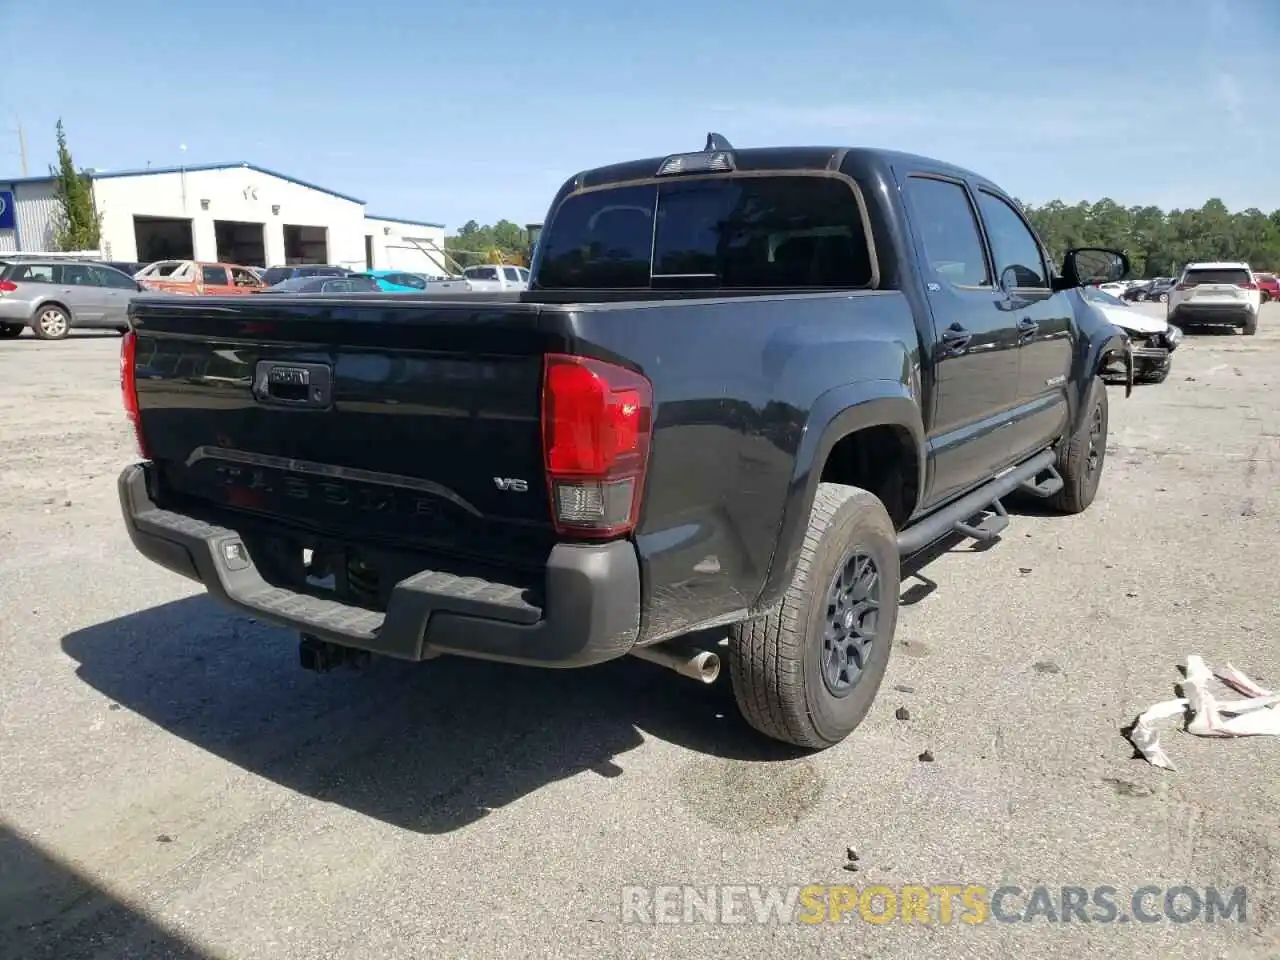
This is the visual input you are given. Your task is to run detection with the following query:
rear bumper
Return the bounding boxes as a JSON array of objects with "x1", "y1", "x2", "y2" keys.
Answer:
[
  {"x1": 1170, "y1": 303, "x2": 1255, "y2": 324},
  {"x1": 0, "y1": 301, "x2": 33, "y2": 323},
  {"x1": 118, "y1": 462, "x2": 642, "y2": 667}
]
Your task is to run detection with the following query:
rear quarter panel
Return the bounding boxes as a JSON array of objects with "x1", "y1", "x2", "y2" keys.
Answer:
[{"x1": 566, "y1": 291, "x2": 921, "y2": 642}]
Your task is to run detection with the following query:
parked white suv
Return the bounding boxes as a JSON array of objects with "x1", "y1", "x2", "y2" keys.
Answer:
[{"x1": 1167, "y1": 261, "x2": 1260, "y2": 336}]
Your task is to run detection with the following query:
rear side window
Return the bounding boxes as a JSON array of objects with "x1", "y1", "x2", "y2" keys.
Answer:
[
  {"x1": 202, "y1": 266, "x2": 229, "y2": 285},
  {"x1": 467, "y1": 267, "x2": 500, "y2": 281},
  {"x1": 905, "y1": 177, "x2": 991, "y2": 287},
  {"x1": 5, "y1": 263, "x2": 56, "y2": 283},
  {"x1": 536, "y1": 175, "x2": 875, "y2": 290},
  {"x1": 1182, "y1": 268, "x2": 1252, "y2": 286}
]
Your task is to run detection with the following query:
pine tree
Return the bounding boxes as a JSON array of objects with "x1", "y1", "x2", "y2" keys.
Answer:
[{"x1": 50, "y1": 119, "x2": 102, "y2": 252}]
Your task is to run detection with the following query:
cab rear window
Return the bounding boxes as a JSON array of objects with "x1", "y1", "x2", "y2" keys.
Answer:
[{"x1": 536, "y1": 175, "x2": 875, "y2": 290}]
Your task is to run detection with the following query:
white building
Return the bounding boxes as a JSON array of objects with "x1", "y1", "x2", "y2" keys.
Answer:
[{"x1": 0, "y1": 162, "x2": 448, "y2": 275}]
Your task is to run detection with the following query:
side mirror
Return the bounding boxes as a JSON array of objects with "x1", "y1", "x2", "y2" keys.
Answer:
[{"x1": 1059, "y1": 247, "x2": 1130, "y2": 289}]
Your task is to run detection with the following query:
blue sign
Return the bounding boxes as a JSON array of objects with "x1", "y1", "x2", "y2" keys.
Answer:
[{"x1": 0, "y1": 191, "x2": 14, "y2": 231}]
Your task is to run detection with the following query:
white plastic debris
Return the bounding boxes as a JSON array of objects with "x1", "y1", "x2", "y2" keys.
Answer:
[{"x1": 1128, "y1": 656, "x2": 1279, "y2": 770}]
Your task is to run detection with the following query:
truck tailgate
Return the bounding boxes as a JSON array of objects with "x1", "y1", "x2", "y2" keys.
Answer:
[{"x1": 130, "y1": 295, "x2": 560, "y2": 569}]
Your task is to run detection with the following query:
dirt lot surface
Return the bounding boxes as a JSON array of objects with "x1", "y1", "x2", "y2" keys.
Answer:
[{"x1": 2, "y1": 305, "x2": 1278, "y2": 959}]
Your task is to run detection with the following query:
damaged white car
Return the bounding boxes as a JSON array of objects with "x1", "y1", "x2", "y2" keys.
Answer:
[{"x1": 1082, "y1": 285, "x2": 1182, "y2": 384}]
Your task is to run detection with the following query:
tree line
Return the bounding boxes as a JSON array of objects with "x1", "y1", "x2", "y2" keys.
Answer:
[
  {"x1": 1019, "y1": 198, "x2": 1280, "y2": 279},
  {"x1": 453, "y1": 198, "x2": 1280, "y2": 279},
  {"x1": 444, "y1": 220, "x2": 536, "y2": 268}
]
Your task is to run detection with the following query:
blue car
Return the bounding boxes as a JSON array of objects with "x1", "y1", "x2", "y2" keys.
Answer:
[{"x1": 353, "y1": 270, "x2": 428, "y2": 292}]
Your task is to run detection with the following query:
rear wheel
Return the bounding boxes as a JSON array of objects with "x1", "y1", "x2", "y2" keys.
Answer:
[
  {"x1": 1242, "y1": 313, "x2": 1258, "y2": 336},
  {"x1": 1158, "y1": 293, "x2": 1169, "y2": 303},
  {"x1": 31, "y1": 306, "x2": 70, "y2": 340},
  {"x1": 0, "y1": 324, "x2": 22, "y2": 339},
  {"x1": 1048, "y1": 376, "x2": 1108, "y2": 515},
  {"x1": 728, "y1": 483, "x2": 899, "y2": 749}
]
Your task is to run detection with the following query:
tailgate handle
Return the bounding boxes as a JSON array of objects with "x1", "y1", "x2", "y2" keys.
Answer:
[{"x1": 252, "y1": 361, "x2": 333, "y2": 409}]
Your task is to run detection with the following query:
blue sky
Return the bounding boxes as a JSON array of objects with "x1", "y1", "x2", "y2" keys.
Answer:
[{"x1": 3, "y1": 0, "x2": 1277, "y2": 232}]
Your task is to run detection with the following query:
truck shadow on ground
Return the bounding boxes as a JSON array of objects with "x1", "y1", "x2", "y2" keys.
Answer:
[
  {"x1": 0, "y1": 823, "x2": 214, "y2": 960},
  {"x1": 62, "y1": 596, "x2": 813, "y2": 835}
]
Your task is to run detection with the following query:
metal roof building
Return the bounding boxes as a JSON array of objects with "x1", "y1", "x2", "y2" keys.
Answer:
[{"x1": 0, "y1": 162, "x2": 448, "y2": 274}]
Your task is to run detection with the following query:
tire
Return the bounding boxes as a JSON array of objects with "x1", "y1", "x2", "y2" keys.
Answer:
[
  {"x1": 0, "y1": 324, "x2": 22, "y2": 339},
  {"x1": 728, "y1": 483, "x2": 900, "y2": 749},
  {"x1": 1242, "y1": 313, "x2": 1257, "y2": 336},
  {"x1": 1048, "y1": 376, "x2": 1109, "y2": 515},
  {"x1": 31, "y1": 305, "x2": 71, "y2": 340},
  {"x1": 1158, "y1": 293, "x2": 1168, "y2": 303}
]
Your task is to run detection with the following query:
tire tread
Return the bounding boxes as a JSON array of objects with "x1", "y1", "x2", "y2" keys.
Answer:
[{"x1": 730, "y1": 483, "x2": 893, "y2": 749}]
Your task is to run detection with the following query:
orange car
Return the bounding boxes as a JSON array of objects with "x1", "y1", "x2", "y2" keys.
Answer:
[{"x1": 135, "y1": 260, "x2": 265, "y2": 296}]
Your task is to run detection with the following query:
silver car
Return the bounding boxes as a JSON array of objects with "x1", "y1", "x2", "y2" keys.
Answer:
[{"x1": 0, "y1": 260, "x2": 144, "y2": 340}]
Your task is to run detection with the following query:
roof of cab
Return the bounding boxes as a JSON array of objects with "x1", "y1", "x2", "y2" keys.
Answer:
[{"x1": 568, "y1": 144, "x2": 994, "y2": 193}]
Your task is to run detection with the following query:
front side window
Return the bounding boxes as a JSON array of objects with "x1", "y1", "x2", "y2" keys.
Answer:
[
  {"x1": 976, "y1": 190, "x2": 1048, "y2": 290},
  {"x1": 536, "y1": 175, "x2": 874, "y2": 290},
  {"x1": 92, "y1": 265, "x2": 137, "y2": 289}
]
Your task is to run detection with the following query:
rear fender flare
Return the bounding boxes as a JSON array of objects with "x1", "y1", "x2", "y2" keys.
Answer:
[{"x1": 755, "y1": 380, "x2": 926, "y2": 609}]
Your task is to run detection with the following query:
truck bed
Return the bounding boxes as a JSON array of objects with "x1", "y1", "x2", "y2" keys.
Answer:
[{"x1": 128, "y1": 287, "x2": 920, "y2": 643}]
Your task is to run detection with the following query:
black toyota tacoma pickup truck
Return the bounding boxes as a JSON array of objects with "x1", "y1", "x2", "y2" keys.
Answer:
[{"x1": 116, "y1": 135, "x2": 1132, "y2": 749}]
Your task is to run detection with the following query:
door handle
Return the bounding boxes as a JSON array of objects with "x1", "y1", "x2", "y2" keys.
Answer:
[
  {"x1": 1017, "y1": 317, "x2": 1039, "y2": 340},
  {"x1": 940, "y1": 326, "x2": 972, "y2": 355}
]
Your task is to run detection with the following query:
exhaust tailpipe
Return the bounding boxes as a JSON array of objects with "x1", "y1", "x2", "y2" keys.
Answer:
[{"x1": 629, "y1": 643, "x2": 721, "y2": 683}]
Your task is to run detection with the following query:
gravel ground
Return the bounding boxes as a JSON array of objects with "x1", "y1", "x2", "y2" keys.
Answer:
[{"x1": 1, "y1": 306, "x2": 1278, "y2": 960}]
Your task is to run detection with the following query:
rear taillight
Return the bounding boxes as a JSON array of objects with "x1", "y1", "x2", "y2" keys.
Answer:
[
  {"x1": 120, "y1": 330, "x2": 150, "y2": 459},
  {"x1": 0, "y1": 280, "x2": 17, "y2": 293},
  {"x1": 541, "y1": 354, "x2": 653, "y2": 539},
  {"x1": 1238, "y1": 281, "x2": 1258, "y2": 290}
]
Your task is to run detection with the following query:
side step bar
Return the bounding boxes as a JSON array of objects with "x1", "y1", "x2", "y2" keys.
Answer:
[
  {"x1": 953, "y1": 498, "x2": 1008, "y2": 541},
  {"x1": 897, "y1": 449, "x2": 1058, "y2": 556},
  {"x1": 1018, "y1": 464, "x2": 1064, "y2": 499}
]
